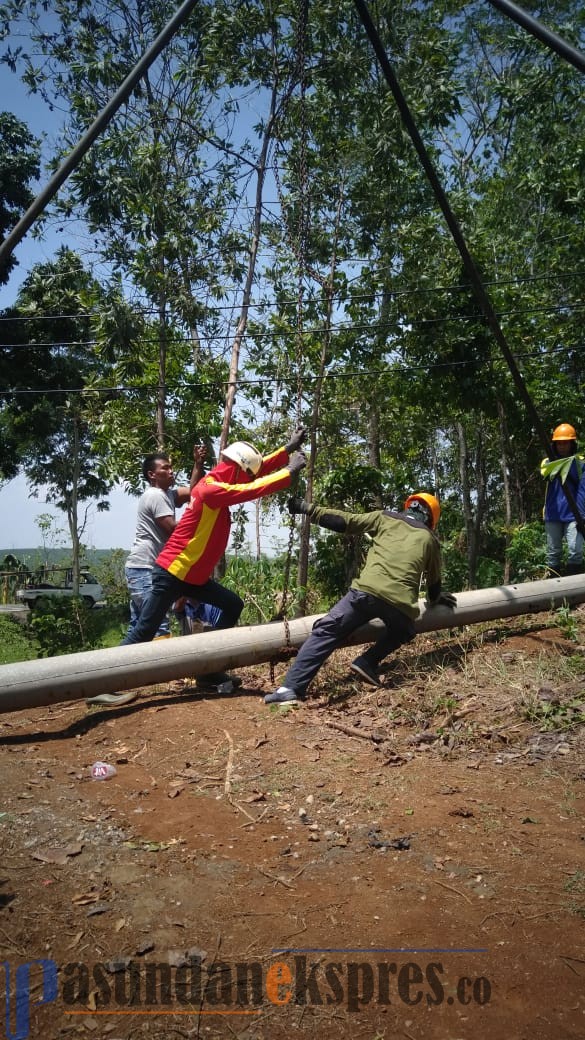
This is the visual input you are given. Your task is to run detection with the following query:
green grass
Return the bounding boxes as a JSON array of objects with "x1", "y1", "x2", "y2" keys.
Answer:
[
  {"x1": 97, "y1": 609, "x2": 127, "y2": 648},
  {"x1": 0, "y1": 616, "x2": 39, "y2": 664}
]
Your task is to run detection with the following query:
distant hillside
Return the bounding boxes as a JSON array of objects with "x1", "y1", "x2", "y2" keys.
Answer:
[{"x1": 0, "y1": 548, "x2": 127, "y2": 569}]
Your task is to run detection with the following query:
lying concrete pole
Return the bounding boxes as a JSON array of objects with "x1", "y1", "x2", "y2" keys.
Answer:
[{"x1": 0, "y1": 575, "x2": 583, "y2": 715}]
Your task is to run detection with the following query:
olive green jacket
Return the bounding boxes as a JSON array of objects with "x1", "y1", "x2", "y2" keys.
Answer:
[{"x1": 310, "y1": 507, "x2": 442, "y2": 620}]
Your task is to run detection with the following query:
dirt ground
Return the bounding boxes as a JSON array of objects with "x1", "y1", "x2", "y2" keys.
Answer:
[{"x1": 2, "y1": 609, "x2": 585, "y2": 1040}]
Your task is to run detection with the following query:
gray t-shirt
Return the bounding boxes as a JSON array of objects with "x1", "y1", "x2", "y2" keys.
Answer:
[{"x1": 126, "y1": 487, "x2": 180, "y2": 569}]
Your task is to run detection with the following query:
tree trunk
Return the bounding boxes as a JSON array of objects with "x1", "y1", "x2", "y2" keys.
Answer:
[
  {"x1": 474, "y1": 429, "x2": 487, "y2": 583},
  {"x1": 497, "y1": 400, "x2": 513, "y2": 583},
  {"x1": 255, "y1": 499, "x2": 261, "y2": 561},
  {"x1": 156, "y1": 290, "x2": 167, "y2": 449},
  {"x1": 219, "y1": 82, "x2": 279, "y2": 454},
  {"x1": 456, "y1": 420, "x2": 478, "y2": 587},
  {"x1": 69, "y1": 417, "x2": 81, "y2": 597},
  {"x1": 367, "y1": 410, "x2": 383, "y2": 508},
  {"x1": 296, "y1": 186, "x2": 345, "y2": 614}
]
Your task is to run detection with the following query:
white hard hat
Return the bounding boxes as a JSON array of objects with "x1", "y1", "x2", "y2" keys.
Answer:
[{"x1": 221, "y1": 441, "x2": 263, "y2": 476}]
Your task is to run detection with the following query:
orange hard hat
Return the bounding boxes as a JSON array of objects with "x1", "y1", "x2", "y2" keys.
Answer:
[
  {"x1": 404, "y1": 492, "x2": 441, "y2": 530},
  {"x1": 552, "y1": 423, "x2": 577, "y2": 442}
]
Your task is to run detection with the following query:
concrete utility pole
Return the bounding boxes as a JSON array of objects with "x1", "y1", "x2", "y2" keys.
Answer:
[{"x1": 0, "y1": 575, "x2": 584, "y2": 714}]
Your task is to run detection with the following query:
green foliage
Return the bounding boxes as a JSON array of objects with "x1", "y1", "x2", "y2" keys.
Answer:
[
  {"x1": 524, "y1": 690, "x2": 585, "y2": 732},
  {"x1": 311, "y1": 529, "x2": 366, "y2": 603},
  {"x1": 0, "y1": 112, "x2": 40, "y2": 286},
  {"x1": 223, "y1": 555, "x2": 298, "y2": 625},
  {"x1": 94, "y1": 607, "x2": 128, "y2": 648},
  {"x1": 2, "y1": 600, "x2": 127, "y2": 662},
  {"x1": 94, "y1": 549, "x2": 128, "y2": 610},
  {"x1": 541, "y1": 455, "x2": 583, "y2": 484},
  {"x1": 1, "y1": 0, "x2": 585, "y2": 592},
  {"x1": 221, "y1": 553, "x2": 326, "y2": 624},
  {"x1": 318, "y1": 465, "x2": 386, "y2": 511},
  {"x1": 475, "y1": 555, "x2": 504, "y2": 590},
  {"x1": 27, "y1": 598, "x2": 104, "y2": 657},
  {"x1": 230, "y1": 506, "x2": 248, "y2": 557},
  {"x1": 439, "y1": 540, "x2": 469, "y2": 593},
  {"x1": 505, "y1": 523, "x2": 547, "y2": 583},
  {"x1": 0, "y1": 553, "x2": 30, "y2": 603},
  {"x1": 0, "y1": 249, "x2": 115, "y2": 502},
  {"x1": 0, "y1": 616, "x2": 38, "y2": 664}
]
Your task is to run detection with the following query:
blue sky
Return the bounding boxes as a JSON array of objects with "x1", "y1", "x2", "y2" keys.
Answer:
[{"x1": 0, "y1": 60, "x2": 143, "y2": 548}]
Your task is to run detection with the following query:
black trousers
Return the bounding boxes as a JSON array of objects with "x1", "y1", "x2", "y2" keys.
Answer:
[
  {"x1": 121, "y1": 565, "x2": 243, "y2": 645},
  {"x1": 281, "y1": 588, "x2": 415, "y2": 694}
]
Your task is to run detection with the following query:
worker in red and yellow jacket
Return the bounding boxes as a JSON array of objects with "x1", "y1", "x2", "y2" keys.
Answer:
[{"x1": 121, "y1": 433, "x2": 307, "y2": 688}]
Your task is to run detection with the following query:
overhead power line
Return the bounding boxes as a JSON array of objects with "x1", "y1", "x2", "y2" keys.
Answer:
[
  {"x1": 486, "y1": 0, "x2": 585, "y2": 74},
  {"x1": 0, "y1": 343, "x2": 572, "y2": 398},
  {"x1": 1, "y1": 299, "x2": 584, "y2": 352},
  {"x1": 1, "y1": 268, "x2": 583, "y2": 324}
]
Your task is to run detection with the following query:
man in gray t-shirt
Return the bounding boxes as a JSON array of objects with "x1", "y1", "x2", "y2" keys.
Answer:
[
  {"x1": 126, "y1": 484, "x2": 182, "y2": 572},
  {"x1": 124, "y1": 448, "x2": 205, "y2": 639},
  {"x1": 87, "y1": 447, "x2": 205, "y2": 707}
]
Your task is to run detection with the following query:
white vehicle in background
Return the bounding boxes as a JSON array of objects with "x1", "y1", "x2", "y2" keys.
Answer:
[{"x1": 16, "y1": 569, "x2": 104, "y2": 609}]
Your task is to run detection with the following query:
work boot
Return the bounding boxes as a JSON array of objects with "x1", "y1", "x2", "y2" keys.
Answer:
[
  {"x1": 86, "y1": 691, "x2": 138, "y2": 707},
  {"x1": 350, "y1": 656, "x2": 382, "y2": 687},
  {"x1": 264, "y1": 687, "x2": 302, "y2": 705},
  {"x1": 563, "y1": 563, "x2": 584, "y2": 577}
]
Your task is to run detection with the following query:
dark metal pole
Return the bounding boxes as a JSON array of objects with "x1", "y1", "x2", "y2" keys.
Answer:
[
  {"x1": 352, "y1": 0, "x2": 585, "y2": 535},
  {"x1": 486, "y1": 0, "x2": 585, "y2": 75},
  {"x1": 0, "y1": 0, "x2": 199, "y2": 270}
]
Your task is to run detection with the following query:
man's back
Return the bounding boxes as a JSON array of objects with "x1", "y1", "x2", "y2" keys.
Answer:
[
  {"x1": 353, "y1": 511, "x2": 440, "y2": 618},
  {"x1": 309, "y1": 505, "x2": 441, "y2": 620}
]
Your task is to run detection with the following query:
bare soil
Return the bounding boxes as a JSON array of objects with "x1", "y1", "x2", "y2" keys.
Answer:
[{"x1": 2, "y1": 610, "x2": 585, "y2": 1040}]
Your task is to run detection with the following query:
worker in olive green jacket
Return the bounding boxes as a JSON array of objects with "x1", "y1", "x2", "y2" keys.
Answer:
[{"x1": 265, "y1": 492, "x2": 455, "y2": 704}]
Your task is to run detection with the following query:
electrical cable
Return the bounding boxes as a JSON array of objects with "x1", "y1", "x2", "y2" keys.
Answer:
[{"x1": 0, "y1": 342, "x2": 577, "y2": 398}]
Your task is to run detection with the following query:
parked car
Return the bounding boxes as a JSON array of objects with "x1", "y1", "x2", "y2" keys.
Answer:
[{"x1": 16, "y1": 571, "x2": 104, "y2": 609}]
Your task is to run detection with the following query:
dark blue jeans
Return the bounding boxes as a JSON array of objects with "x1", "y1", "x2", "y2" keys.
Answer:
[
  {"x1": 121, "y1": 565, "x2": 244, "y2": 645},
  {"x1": 282, "y1": 588, "x2": 415, "y2": 695}
]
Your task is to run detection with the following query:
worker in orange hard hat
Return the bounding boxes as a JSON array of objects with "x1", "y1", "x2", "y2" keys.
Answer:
[
  {"x1": 540, "y1": 423, "x2": 585, "y2": 576},
  {"x1": 265, "y1": 491, "x2": 455, "y2": 704}
]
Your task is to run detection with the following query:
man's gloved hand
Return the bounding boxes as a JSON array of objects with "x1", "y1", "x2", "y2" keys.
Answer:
[
  {"x1": 287, "y1": 450, "x2": 307, "y2": 476},
  {"x1": 286, "y1": 427, "x2": 307, "y2": 454},
  {"x1": 435, "y1": 592, "x2": 456, "y2": 609},
  {"x1": 288, "y1": 496, "x2": 313, "y2": 516}
]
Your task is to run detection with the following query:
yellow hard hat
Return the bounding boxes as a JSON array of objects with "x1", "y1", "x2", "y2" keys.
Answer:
[
  {"x1": 552, "y1": 423, "x2": 577, "y2": 442},
  {"x1": 404, "y1": 492, "x2": 441, "y2": 530}
]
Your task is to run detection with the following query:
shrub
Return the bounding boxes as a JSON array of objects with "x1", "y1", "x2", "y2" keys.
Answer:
[
  {"x1": 94, "y1": 549, "x2": 128, "y2": 609},
  {"x1": 27, "y1": 598, "x2": 104, "y2": 657},
  {"x1": 505, "y1": 522, "x2": 547, "y2": 582}
]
